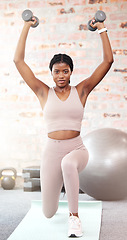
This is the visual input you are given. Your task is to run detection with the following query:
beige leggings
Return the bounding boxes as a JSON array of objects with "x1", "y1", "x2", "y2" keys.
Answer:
[{"x1": 40, "y1": 135, "x2": 89, "y2": 218}]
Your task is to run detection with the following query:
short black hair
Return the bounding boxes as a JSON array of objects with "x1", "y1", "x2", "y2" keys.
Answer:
[{"x1": 49, "y1": 53, "x2": 74, "y2": 72}]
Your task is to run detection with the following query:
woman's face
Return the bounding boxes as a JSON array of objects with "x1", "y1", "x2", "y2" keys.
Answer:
[{"x1": 51, "y1": 62, "x2": 72, "y2": 88}]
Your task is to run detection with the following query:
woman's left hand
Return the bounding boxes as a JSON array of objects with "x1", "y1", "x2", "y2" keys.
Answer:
[{"x1": 90, "y1": 18, "x2": 105, "y2": 30}]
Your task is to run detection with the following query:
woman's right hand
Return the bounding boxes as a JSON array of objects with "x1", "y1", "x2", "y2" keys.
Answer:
[{"x1": 24, "y1": 16, "x2": 37, "y2": 28}]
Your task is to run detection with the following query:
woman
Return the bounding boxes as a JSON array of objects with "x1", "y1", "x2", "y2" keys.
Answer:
[{"x1": 14, "y1": 15, "x2": 113, "y2": 238}]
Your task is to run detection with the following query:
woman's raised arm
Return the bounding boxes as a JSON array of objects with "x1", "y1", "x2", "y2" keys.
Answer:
[
  {"x1": 13, "y1": 17, "x2": 49, "y2": 107},
  {"x1": 76, "y1": 20, "x2": 114, "y2": 104}
]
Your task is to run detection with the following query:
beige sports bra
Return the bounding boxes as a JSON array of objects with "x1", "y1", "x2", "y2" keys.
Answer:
[{"x1": 43, "y1": 86, "x2": 84, "y2": 133}]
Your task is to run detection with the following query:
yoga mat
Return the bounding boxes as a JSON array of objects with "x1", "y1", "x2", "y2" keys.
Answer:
[{"x1": 8, "y1": 200, "x2": 102, "y2": 240}]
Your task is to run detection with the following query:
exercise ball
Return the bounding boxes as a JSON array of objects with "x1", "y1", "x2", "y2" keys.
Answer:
[{"x1": 79, "y1": 128, "x2": 127, "y2": 201}]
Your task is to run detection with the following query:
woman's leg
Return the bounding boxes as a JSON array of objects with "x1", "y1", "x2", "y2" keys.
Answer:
[
  {"x1": 40, "y1": 146, "x2": 64, "y2": 218},
  {"x1": 61, "y1": 148, "x2": 89, "y2": 214}
]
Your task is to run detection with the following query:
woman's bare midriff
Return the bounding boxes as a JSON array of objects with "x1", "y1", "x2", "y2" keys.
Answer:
[{"x1": 48, "y1": 130, "x2": 80, "y2": 140}]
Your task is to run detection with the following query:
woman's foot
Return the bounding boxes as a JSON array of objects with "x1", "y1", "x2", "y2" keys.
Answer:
[{"x1": 68, "y1": 213, "x2": 83, "y2": 238}]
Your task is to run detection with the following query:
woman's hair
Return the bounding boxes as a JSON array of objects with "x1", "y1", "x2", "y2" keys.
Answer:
[{"x1": 49, "y1": 53, "x2": 74, "y2": 72}]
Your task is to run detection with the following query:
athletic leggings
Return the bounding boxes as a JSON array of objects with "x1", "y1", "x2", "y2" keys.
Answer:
[{"x1": 40, "y1": 135, "x2": 89, "y2": 218}]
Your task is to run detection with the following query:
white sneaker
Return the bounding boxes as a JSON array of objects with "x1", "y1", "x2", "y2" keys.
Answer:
[{"x1": 68, "y1": 214, "x2": 83, "y2": 238}]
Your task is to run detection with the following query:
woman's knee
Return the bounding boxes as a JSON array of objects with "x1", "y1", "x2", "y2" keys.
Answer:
[
  {"x1": 43, "y1": 211, "x2": 56, "y2": 219},
  {"x1": 42, "y1": 205, "x2": 58, "y2": 219}
]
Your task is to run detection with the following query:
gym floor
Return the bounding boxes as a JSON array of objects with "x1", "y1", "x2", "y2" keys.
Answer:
[{"x1": 0, "y1": 188, "x2": 127, "y2": 240}]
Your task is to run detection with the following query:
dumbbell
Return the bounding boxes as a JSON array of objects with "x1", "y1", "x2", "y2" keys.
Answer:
[
  {"x1": 87, "y1": 10, "x2": 106, "y2": 31},
  {"x1": 22, "y1": 9, "x2": 39, "y2": 28}
]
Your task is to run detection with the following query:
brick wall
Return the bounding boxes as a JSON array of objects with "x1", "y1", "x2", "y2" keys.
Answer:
[{"x1": 0, "y1": 0, "x2": 127, "y2": 174}]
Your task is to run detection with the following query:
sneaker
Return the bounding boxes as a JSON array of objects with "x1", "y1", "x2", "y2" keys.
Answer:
[{"x1": 68, "y1": 214, "x2": 83, "y2": 238}]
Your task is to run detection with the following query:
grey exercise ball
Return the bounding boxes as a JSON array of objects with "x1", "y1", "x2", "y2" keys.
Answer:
[{"x1": 79, "y1": 128, "x2": 127, "y2": 201}]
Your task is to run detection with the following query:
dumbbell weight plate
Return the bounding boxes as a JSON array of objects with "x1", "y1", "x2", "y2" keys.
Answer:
[
  {"x1": 87, "y1": 20, "x2": 97, "y2": 31},
  {"x1": 22, "y1": 9, "x2": 33, "y2": 22},
  {"x1": 95, "y1": 10, "x2": 106, "y2": 22},
  {"x1": 31, "y1": 16, "x2": 39, "y2": 28}
]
